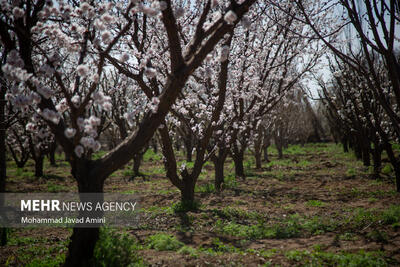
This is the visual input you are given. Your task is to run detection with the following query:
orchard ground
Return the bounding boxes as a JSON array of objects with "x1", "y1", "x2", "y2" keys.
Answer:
[{"x1": 1, "y1": 143, "x2": 400, "y2": 266}]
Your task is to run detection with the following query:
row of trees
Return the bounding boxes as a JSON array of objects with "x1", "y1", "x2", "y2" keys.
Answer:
[
  {"x1": 292, "y1": 0, "x2": 400, "y2": 190},
  {"x1": 1, "y1": 0, "x2": 397, "y2": 266}
]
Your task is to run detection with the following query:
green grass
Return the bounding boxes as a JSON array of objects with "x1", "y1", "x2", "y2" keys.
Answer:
[
  {"x1": 5, "y1": 233, "x2": 68, "y2": 266},
  {"x1": 306, "y1": 200, "x2": 326, "y2": 207},
  {"x1": 46, "y1": 181, "x2": 68, "y2": 192},
  {"x1": 93, "y1": 228, "x2": 145, "y2": 267},
  {"x1": 146, "y1": 233, "x2": 184, "y2": 251},
  {"x1": 143, "y1": 149, "x2": 162, "y2": 162},
  {"x1": 195, "y1": 182, "x2": 216, "y2": 193},
  {"x1": 285, "y1": 249, "x2": 388, "y2": 267}
]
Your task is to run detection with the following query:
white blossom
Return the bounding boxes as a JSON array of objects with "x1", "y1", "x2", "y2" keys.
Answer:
[
  {"x1": 224, "y1": 11, "x2": 237, "y2": 24},
  {"x1": 76, "y1": 64, "x2": 89, "y2": 77},
  {"x1": 74, "y1": 145, "x2": 84, "y2": 158},
  {"x1": 64, "y1": 128, "x2": 76, "y2": 138}
]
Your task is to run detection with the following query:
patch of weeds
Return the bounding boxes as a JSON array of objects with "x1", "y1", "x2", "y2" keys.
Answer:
[
  {"x1": 215, "y1": 213, "x2": 338, "y2": 239},
  {"x1": 123, "y1": 169, "x2": 135, "y2": 177},
  {"x1": 381, "y1": 205, "x2": 400, "y2": 225},
  {"x1": 224, "y1": 174, "x2": 238, "y2": 189},
  {"x1": 349, "y1": 187, "x2": 362, "y2": 198},
  {"x1": 367, "y1": 229, "x2": 388, "y2": 243},
  {"x1": 346, "y1": 168, "x2": 357, "y2": 177},
  {"x1": 146, "y1": 166, "x2": 165, "y2": 175},
  {"x1": 285, "y1": 249, "x2": 310, "y2": 261},
  {"x1": 212, "y1": 207, "x2": 261, "y2": 220},
  {"x1": 339, "y1": 232, "x2": 359, "y2": 241},
  {"x1": 282, "y1": 203, "x2": 296, "y2": 211},
  {"x1": 142, "y1": 206, "x2": 173, "y2": 215},
  {"x1": 15, "y1": 168, "x2": 24, "y2": 176},
  {"x1": 143, "y1": 149, "x2": 162, "y2": 162},
  {"x1": 92, "y1": 228, "x2": 145, "y2": 267},
  {"x1": 246, "y1": 249, "x2": 276, "y2": 266},
  {"x1": 158, "y1": 189, "x2": 179, "y2": 195},
  {"x1": 172, "y1": 200, "x2": 201, "y2": 213},
  {"x1": 195, "y1": 183, "x2": 215, "y2": 194},
  {"x1": 381, "y1": 164, "x2": 393, "y2": 175},
  {"x1": 285, "y1": 249, "x2": 388, "y2": 266},
  {"x1": 6, "y1": 234, "x2": 68, "y2": 266},
  {"x1": 25, "y1": 255, "x2": 66, "y2": 267},
  {"x1": 178, "y1": 246, "x2": 199, "y2": 258},
  {"x1": 306, "y1": 200, "x2": 326, "y2": 207},
  {"x1": 302, "y1": 216, "x2": 338, "y2": 235},
  {"x1": 267, "y1": 159, "x2": 292, "y2": 167},
  {"x1": 210, "y1": 238, "x2": 238, "y2": 253},
  {"x1": 146, "y1": 233, "x2": 184, "y2": 251},
  {"x1": 296, "y1": 160, "x2": 311, "y2": 168},
  {"x1": 347, "y1": 208, "x2": 378, "y2": 228},
  {"x1": 46, "y1": 182, "x2": 67, "y2": 192}
]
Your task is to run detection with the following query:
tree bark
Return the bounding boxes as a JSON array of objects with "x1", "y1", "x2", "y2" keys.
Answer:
[
  {"x1": 34, "y1": 155, "x2": 44, "y2": 177},
  {"x1": 184, "y1": 137, "x2": 193, "y2": 162},
  {"x1": 0, "y1": 82, "x2": 7, "y2": 246},
  {"x1": 214, "y1": 159, "x2": 224, "y2": 192},
  {"x1": 383, "y1": 143, "x2": 400, "y2": 192},
  {"x1": 361, "y1": 140, "x2": 370, "y2": 167},
  {"x1": 342, "y1": 136, "x2": 349, "y2": 153},
  {"x1": 49, "y1": 140, "x2": 57, "y2": 166},
  {"x1": 232, "y1": 150, "x2": 245, "y2": 179},
  {"x1": 372, "y1": 143, "x2": 382, "y2": 176},
  {"x1": 64, "y1": 170, "x2": 104, "y2": 267},
  {"x1": 263, "y1": 145, "x2": 269, "y2": 162},
  {"x1": 132, "y1": 152, "x2": 142, "y2": 177},
  {"x1": 274, "y1": 134, "x2": 283, "y2": 159},
  {"x1": 254, "y1": 128, "x2": 263, "y2": 169}
]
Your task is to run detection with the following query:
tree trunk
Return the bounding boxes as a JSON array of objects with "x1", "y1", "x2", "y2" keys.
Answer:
[
  {"x1": 64, "y1": 172, "x2": 104, "y2": 267},
  {"x1": 180, "y1": 175, "x2": 195, "y2": 204},
  {"x1": 34, "y1": 156, "x2": 44, "y2": 177},
  {"x1": 0, "y1": 84, "x2": 7, "y2": 246},
  {"x1": 184, "y1": 138, "x2": 192, "y2": 162},
  {"x1": 372, "y1": 144, "x2": 382, "y2": 176},
  {"x1": 255, "y1": 149, "x2": 262, "y2": 169},
  {"x1": 342, "y1": 136, "x2": 349, "y2": 153},
  {"x1": 263, "y1": 145, "x2": 269, "y2": 162},
  {"x1": 394, "y1": 166, "x2": 400, "y2": 193},
  {"x1": 214, "y1": 159, "x2": 225, "y2": 192},
  {"x1": 361, "y1": 140, "x2": 370, "y2": 167},
  {"x1": 132, "y1": 152, "x2": 142, "y2": 177},
  {"x1": 49, "y1": 140, "x2": 57, "y2": 166},
  {"x1": 151, "y1": 139, "x2": 158, "y2": 154},
  {"x1": 276, "y1": 138, "x2": 283, "y2": 159},
  {"x1": 232, "y1": 151, "x2": 245, "y2": 179},
  {"x1": 382, "y1": 143, "x2": 400, "y2": 193}
]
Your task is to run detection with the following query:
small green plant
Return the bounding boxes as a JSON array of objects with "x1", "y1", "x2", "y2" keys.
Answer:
[
  {"x1": 123, "y1": 169, "x2": 135, "y2": 177},
  {"x1": 367, "y1": 229, "x2": 388, "y2": 243},
  {"x1": 346, "y1": 168, "x2": 357, "y2": 177},
  {"x1": 195, "y1": 183, "x2": 215, "y2": 193},
  {"x1": 381, "y1": 205, "x2": 400, "y2": 225},
  {"x1": 210, "y1": 238, "x2": 238, "y2": 253},
  {"x1": 146, "y1": 233, "x2": 184, "y2": 251},
  {"x1": 92, "y1": 228, "x2": 144, "y2": 267},
  {"x1": 339, "y1": 232, "x2": 358, "y2": 241},
  {"x1": 285, "y1": 249, "x2": 388, "y2": 267},
  {"x1": 306, "y1": 200, "x2": 326, "y2": 207},
  {"x1": 381, "y1": 164, "x2": 393, "y2": 175},
  {"x1": 224, "y1": 174, "x2": 238, "y2": 189},
  {"x1": 47, "y1": 182, "x2": 67, "y2": 192},
  {"x1": 178, "y1": 246, "x2": 199, "y2": 258},
  {"x1": 172, "y1": 200, "x2": 201, "y2": 213}
]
